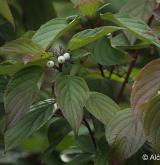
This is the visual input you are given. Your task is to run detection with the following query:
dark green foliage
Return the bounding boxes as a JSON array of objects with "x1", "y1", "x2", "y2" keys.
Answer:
[{"x1": 0, "y1": 0, "x2": 160, "y2": 164}]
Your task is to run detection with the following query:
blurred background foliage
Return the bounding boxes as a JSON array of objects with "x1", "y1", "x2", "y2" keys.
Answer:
[{"x1": 0, "y1": 0, "x2": 159, "y2": 164}]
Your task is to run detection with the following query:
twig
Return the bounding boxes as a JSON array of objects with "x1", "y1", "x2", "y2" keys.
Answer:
[
  {"x1": 109, "y1": 66, "x2": 115, "y2": 79},
  {"x1": 53, "y1": 65, "x2": 60, "y2": 71},
  {"x1": 115, "y1": 8, "x2": 155, "y2": 104},
  {"x1": 147, "y1": 14, "x2": 154, "y2": 26},
  {"x1": 147, "y1": 3, "x2": 160, "y2": 27},
  {"x1": 83, "y1": 117, "x2": 97, "y2": 149},
  {"x1": 98, "y1": 64, "x2": 105, "y2": 77},
  {"x1": 115, "y1": 50, "x2": 140, "y2": 103},
  {"x1": 51, "y1": 82, "x2": 55, "y2": 97}
]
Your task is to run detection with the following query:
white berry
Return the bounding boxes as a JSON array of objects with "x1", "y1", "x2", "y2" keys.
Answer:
[
  {"x1": 47, "y1": 60, "x2": 54, "y2": 68},
  {"x1": 58, "y1": 56, "x2": 65, "y2": 64},
  {"x1": 63, "y1": 52, "x2": 70, "y2": 60}
]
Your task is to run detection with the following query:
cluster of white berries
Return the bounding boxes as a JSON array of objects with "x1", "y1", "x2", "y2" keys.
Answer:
[{"x1": 47, "y1": 52, "x2": 70, "y2": 68}]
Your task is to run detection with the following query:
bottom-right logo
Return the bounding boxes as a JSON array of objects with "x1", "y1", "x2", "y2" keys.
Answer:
[{"x1": 142, "y1": 154, "x2": 160, "y2": 161}]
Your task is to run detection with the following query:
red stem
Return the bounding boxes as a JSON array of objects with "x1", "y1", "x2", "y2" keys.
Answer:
[
  {"x1": 115, "y1": 7, "x2": 156, "y2": 104},
  {"x1": 98, "y1": 64, "x2": 105, "y2": 77},
  {"x1": 83, "y1": 117, "x2": 97, "y2": 149},
  {"x1": 147, "y1": 14, "x2": 154, "y2": 26},
  {"x1": 115, "y1": 50, "x2": 140, "y2": 103},
  {"x1": 109, "y1": 66, "x2": 115, "y2": 79}
]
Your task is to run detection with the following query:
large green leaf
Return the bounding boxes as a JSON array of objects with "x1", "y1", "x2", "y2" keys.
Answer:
[
  {"x1": 89, "y1": 37, "x2": 130, "y2": 65},
  {"x1": 5, "y1": 99, "x2": 55, "y2": 150},
  {"x1": 106, "y1": 109, "x2": 145, "y2": 160},
  {"x1": 71, "y1": 49, "x2": 90, "y2": 61},
  {"x1": 120, "y1": 0, "x2": 156, "y2": 22},
  {"x1": 112, "y1": 0, "x2": 155, "y2": 46},
  {"x1": 0, "y1": 59, "x2": 47, "y2": 76},
  {"x1": 101, "y1": 13, "x2": 160, "y2": 48},
  {"x1": 141, "y1": 95, "x2": 160, "y2": 152},
  {"x1": 4, "y1": 66, "x2": 44, "y2": 130},
  {"x1": 86, "y1": 92, "x2": 120, "y2": 125},
  {"x1": 55, "y1": 75, "x2": 89, "y2": 134},
  {"x1": 67, "y1": 26, "x2": 122, "y2": 51},
  {"x1": 32, "y1": 17, "x2": 80, "y2": 49},
  {"x1": 0, "y1": 38, "x2": 43, "y2": 56},
  {"x1": 119, "y1": 0, "x2": 155, "y2": 46},
  {"x1": 0, "y1": 62, "x2": 25, "y2": 76},
  {"x1": 111, "y1": 33, "x2": 149, "y2": 49},
  {"x1": 0, "y1": 0, "x2": 14, "y2": 27},
  {"x1": 131, "y1": 58, "x2": 160, "y2": 115}
]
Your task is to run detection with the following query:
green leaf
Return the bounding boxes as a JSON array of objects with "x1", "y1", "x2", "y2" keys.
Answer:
[
  {"x1": 119, "y1": 0, "x2": 156, "y2": 22},
  {"x1": 101, "y1": 13, "x2": 160, "y2": 48},
  {"x1": 42, "y1": 150, "x2": 63, "y2": 165},
  {"x1": 32, "y1": 17, "x2": 80, "y2": 49},
  {"x1": 55, "y1": 75, "x2": 89, "y2": 135},
  {"x1": 86, "y1": 92, "x2": 120, "y2": 125},
  {"x1": 106, "y1": 109, "x2": 145, "y2": 160},
  {"x1": 0, "y1": 21, "x2": 16, "y2": 41},
  {"x1": 0, "y1": 76, "x2": 8, "y2": 117},
  {"x1": 68, "y1": 153, "x2": 93, "y2": 165},
  {"x1": 5, "y1": 99, "x2": 55, "y2": 150},
  {"x1": 0, "y1": 151, "x2": 28, "y2": 164},
  {"x1": 48, "y1": 118, "x2": 71, "y2": 147},
  {"x1": 86, "y1": 77, "x2": 113, "y2": 98},
  {"x1": 111, "y1": 33, "x2": 149, "y2": 49},
  {"x1": 0, "y1": 38, "x2": 43, "y2": 56},
  {"x1": 131, "y1": 58, "x2": 160, "y2": 115},
  {"x1": 0, "y1": 59, "x2": 47, "y2": 76},
  {"x1": 79, "y1": 1, "x2": 101, "y2": 17},
  {"x1": 0, "y1": 76, "x2": 8, "y2": 103},
  {"x1": 76, "y1": 135, "x2": 95, "y2": 153},
  {"x1": 71, "y1": 49, "x2": 90, "y2": 61},
  {"x1": 4, "y1": 66, "x2": 44, "y2": 130},
  {"x1": 0, "y1": 0, "x2": 14, "y2": 27},
  {"x1": 95, "y1": 154, "x2": 109, "y2": 165},
  {"x1": 89, "y1": 37, "x2": 130, "y2": 65},
  {"x1": 21, "y1": 31, "x2": 36, "y2": 39},
  {"x1": 70, "y1": 0, "x2": 79, "y2": 3},
  {"x1": 140, "y1": 95, "x2": 160, "y2": 152},
  {"x1": 71, "y1": 0, "x2": 101, "y2": 16},
  {"x1": 68, "y1": 26, "x2": 123, "y2": 51},
  {"x1": 0, "y1": 61, "x2": 23, "y2": 76}
]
